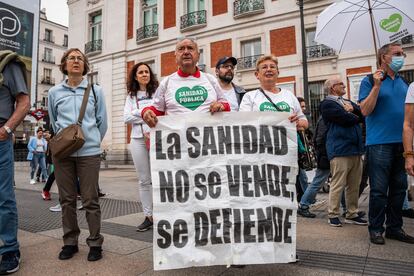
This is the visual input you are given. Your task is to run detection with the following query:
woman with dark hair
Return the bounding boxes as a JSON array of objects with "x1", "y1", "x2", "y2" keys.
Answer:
[
  {"x1": 123, "y1": 62, "x2": 158, "y2": 231},
  {"x1": 48, "y1": 48, "x2": 108, "y2": 261}
]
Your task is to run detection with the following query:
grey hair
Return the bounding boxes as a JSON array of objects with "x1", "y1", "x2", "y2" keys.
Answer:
[
  {"x1": 378, "y1": 42, "x2": 402, "y2": 66},
  {"x1": 176, "y1": 36, "x2": 198, "y2": 51},
  {"x1": 324, "y1": 78, "x2": 336, "y2": 95}
]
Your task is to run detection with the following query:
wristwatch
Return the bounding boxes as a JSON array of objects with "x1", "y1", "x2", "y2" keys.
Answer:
[
  {"x1": 403, "y1": 151, "x2": 414, "y2": 158},
  {"x1": 3, "y1": 125, "x2": 12, "y2": 135}
]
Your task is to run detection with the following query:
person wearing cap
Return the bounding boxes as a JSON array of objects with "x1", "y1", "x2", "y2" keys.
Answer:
[
  {"x1": 215, "y1": 56, "x2": 246, "y2": 111},
  {"x1": 142, "y1": 37, "x2": 230, "y2": 127}
]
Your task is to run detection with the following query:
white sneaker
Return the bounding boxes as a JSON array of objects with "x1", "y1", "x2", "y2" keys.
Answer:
[
  {"x1": 49, "y1": 204, "x2": 62, "y2": 212},
  {"x1": 30, "y1": 179, "x2": 36, "y2": 185}
]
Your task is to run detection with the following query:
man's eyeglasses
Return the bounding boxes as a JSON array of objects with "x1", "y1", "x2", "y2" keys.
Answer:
[
  {"x1": 220, "y1": 64, "x2": 235, "y2": 70},
  {"x1": 67, "y1": 56, "x2": 84, "y2": 62}
]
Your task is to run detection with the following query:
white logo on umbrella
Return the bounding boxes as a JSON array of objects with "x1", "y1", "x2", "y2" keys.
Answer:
[{"x1": 0, "y1": 7, "x2": 21, "y2": 37}]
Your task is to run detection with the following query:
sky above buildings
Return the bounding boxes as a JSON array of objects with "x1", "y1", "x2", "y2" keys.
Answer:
[{"x1": 41, "y1": 0, "x2": 68, "y2": 26}]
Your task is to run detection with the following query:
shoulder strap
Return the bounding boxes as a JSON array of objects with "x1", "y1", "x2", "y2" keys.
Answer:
[
  {"x1": 91, "y1": 84, "x2": 97, "y2": 104},
  {"x1": 259, "y1": 88, "x2": 283, "y2": 111},
  {"x1": 77, "y1": 84, "x2": 92, "y2": 126}
]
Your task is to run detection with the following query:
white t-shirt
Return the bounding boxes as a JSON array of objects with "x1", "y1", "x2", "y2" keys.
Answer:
[
  {"x1": 239, "y1": 88, "x2": 306, "y2": 120},
  {"x1": 36, "y1": 138, "x2": 45, "y2": 152},
  {"x1": 123, "y1": 91, "x2": 153, "y2": 138},
  {"x1": 222, "y1": 87, "x2": 239, "y2": 112},
  {"x1": 405, "y1": 82, "x2": 414, "y2": 103},
  {"x1": 152, "y1": 72, "x2": 227, "y2": 114}
]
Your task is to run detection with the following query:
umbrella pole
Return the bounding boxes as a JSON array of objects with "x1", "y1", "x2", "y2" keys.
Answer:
[{"x1": 367, "y1": 0, "x2": 379, "y2": 67}]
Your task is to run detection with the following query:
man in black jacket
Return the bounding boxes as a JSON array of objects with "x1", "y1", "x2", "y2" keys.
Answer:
[{"x1": 321, "y1": 77, "x2": 366, "y2": 227}]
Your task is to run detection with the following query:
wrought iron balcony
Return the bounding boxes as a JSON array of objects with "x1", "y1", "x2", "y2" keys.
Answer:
[
  {"x1": 180, "y1": 10, "x2": 207, "y2": 31},
  {"x1": 236, "y1": 54, "x2": 263, "y2": 70},
  {"x1": 40, "y1": 76, "x2": 55, "y2": 85},
  {"x1": 42, "y1": 55, "x2": 55, "y2": 64},
  {"x1": 306, "y1": 44, "x2": 336, "y2": 59},
  {"x1": 402, "y1": 34, "x2": 413, "y2": 45},
  {"x1": 85, "y1": 39, "x2": 102, "y2": 55},
  {"x1": 136, "y1": 24, "x2": 159, "y2": 42},
  {"x1": 234, "y1": 0, "x2": 265, "y2": 18}
]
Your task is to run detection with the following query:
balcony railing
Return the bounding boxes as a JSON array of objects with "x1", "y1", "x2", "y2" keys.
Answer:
[
  {"x1": 306, "y1": 44, "x2": 336, "y2": 59},
  {"x1": 43, "y1": 35, "x2": 55, "y2": 43},
  {"x1": 180, "y1": 10, "x2": 207, "y2": 31},
  {"x1": 40, "y1": 76, "x2": 55, "y2": 85},
  {"x1": 42, "y1": 55, "x2": 55, "y2": 64},
  {"x1": 85, "y1": 39, "x2": 102, "y2": 55},
  {"x1": 234, "y1": 0, "x2": 265, "y2": 18},
  {"x1": 136, "y1": 24, "x2": 159, "y2": 42},
  {"x1": 236, "y1": 54, "x2": 263, "y2": 70},
  {"x1": 402, "y1": 34, "x2": 413, "y2": 45}
]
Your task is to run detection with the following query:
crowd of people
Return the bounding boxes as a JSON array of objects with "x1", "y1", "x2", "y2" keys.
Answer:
[{"x1": 0, "y1": 39, "x2": 413, "y2": 274}]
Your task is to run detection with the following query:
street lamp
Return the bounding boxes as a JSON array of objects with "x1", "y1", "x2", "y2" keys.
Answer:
[{"x1": 297, "y1": 0, "x2": 309, "y2": 109}]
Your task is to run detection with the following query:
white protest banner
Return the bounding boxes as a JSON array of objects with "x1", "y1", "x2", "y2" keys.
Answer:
[{"x1": 151, "y1": 112, "x2": 298, "y2": 270}]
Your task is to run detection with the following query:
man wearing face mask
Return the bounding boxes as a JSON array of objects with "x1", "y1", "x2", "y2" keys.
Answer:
[
  {"x1": 215, "y1": 57, "x2": 246, "y2": 111},
  {"x1": 359, "y1": 42, "x2": 414, "y2": 245}
]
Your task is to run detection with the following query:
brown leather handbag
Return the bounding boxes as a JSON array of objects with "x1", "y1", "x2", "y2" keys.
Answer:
[{"x1": 49, "y1": 84, "x2": 91, "y2": 159}]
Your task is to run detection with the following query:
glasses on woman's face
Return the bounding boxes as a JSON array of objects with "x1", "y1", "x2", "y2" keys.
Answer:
[
  {"x1": 259, "y1": 64, "x2": 278, "y2": 71},
  {"x1": 66, "y1": 56, "x2": 84, "y2": 62}
]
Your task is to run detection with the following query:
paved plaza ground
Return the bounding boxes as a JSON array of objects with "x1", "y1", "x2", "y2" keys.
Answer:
[{"x1": 7, "y1": 163, "x2": 414, "y2": 275}]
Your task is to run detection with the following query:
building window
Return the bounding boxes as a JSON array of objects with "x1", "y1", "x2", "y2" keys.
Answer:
[
  {"x1": 186, "y1": 0, "x2": 205, "y2": 13},
  {"x1": 43, "y1": 48, "x2": 54, "y2": 63},
  {"x1": 90, "y1": 12, "x2": 102, "y2": 42},
  {"x1": 181, "y1": 0, "x2": 206, "y2": 31},
  {"x1": 306, "y1": 27, "x2": 335, "y2": 59},
  {"x1": 85, "y1": 11, "x2": 103, "y2": 54},
  {"x1": 42, "y1": 95, "x2": 48, "y2": 108},
  {"x1": 137, "y1": 0, "x2": 158, "y2": 42},
  {"x1": 63, "y1": 35, "x2": 68, "y2": 47},
  {"x1": 143, "y1": 0, "x2": 157, "y2": 26},
  {"x1": 306, "y1": 28, "x2": 317, "y2": 47},
  {"x1": 44, "y1": 28, "x2": 54, "y2": 43},
  {"x1": 401, "y1": 70, "x2": 414, "y2": 83},
  {"x1": 198, "y1": 49, "x2": 205, "y2": 71},
  {"x1": 309, "y1": 80, "x2": 326, "y2": 129},
  {"x1": 237, "y1": 38, "x2": 262, "y2": 70},
  {"x1": 42, "y1": 68, "x2": 54, "y2": 85}
]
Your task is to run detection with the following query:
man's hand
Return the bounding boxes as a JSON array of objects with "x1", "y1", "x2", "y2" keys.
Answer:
[
  {"x1": 373, "y1": 69, "x2": 384, "y2": 87},
  {"x1": 0, "y1": 127, "x2": 9, "y2": 141},
  {"x1": 209, "y1": 102, "x2": 224, "y2": 114},
  {"x1": 143, "y1": 109, "x2": 158, "y2": 128},
  {"x1": 343, "y1": 102, "x2": 354, "y2": 112},
  {"x1": 406, "y1": 157, "x2": 414, "y2": 176}
]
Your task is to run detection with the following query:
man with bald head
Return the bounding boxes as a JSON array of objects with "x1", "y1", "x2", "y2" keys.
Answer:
[
  {"x1": 142, "y1": 37, "x2": 229, "y2": 127},
  {"x1": 320, "y1": 76, "x2": 366, "y2": 228}
]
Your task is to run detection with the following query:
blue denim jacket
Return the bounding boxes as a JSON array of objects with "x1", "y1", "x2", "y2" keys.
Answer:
[
  {"x1": 26, "y1": 136, "x2": 47, "y2": 160},
  {"x1": 47, "y1": 78, "x2": 108, "y2": 157}
]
